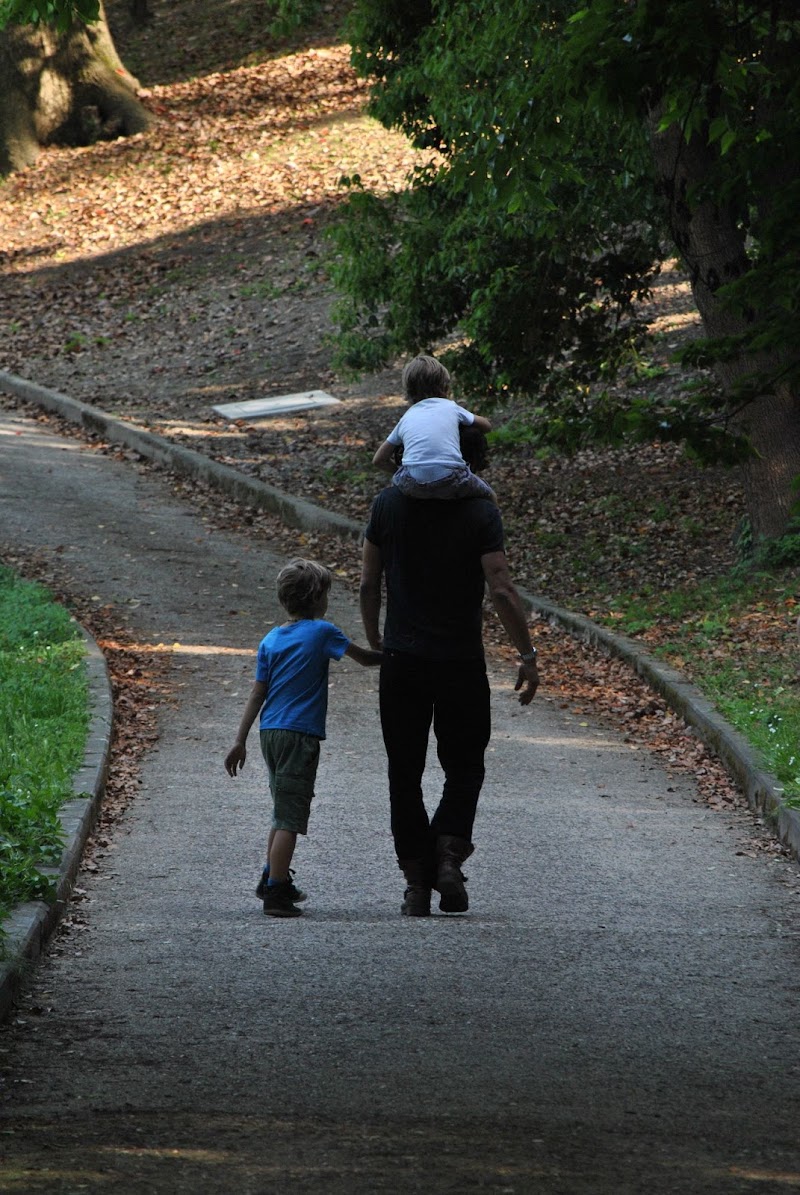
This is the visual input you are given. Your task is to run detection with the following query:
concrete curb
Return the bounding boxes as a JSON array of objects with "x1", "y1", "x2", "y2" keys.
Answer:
[
  {"x1": 1, "y1": 366, "x2": 797, "y2": 886},
  {"x1": 0, "y1": 626, "x2": 113, "y2": 1021},
  {"x1": 520, "y1": 595, "x2": 800, "y2": 859},
  {"x1": 0, "y1": 371, "x2": 361, "y2": 542}
]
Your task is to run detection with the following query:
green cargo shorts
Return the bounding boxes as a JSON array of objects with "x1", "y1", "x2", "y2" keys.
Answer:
[{"x1": 260, "y1": 728, "x2": 321, "y2": 834}]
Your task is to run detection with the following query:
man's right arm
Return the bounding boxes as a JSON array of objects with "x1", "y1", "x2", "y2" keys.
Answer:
[
  {"x1": 481, "y1": 549, "x2": 539, "y2": 705},
  {"x1": 359, "y1": 537, "x2": 384, "y2": 651}
]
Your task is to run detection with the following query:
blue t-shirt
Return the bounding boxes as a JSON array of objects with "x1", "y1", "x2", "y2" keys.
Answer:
[{"x1": 255, "y1": 619, "x2": 349, "y2": 739}]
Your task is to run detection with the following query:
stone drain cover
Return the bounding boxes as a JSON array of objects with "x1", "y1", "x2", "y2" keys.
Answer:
[{"x1": 213, "y1": 390, "x2": 341, "y2": 420}]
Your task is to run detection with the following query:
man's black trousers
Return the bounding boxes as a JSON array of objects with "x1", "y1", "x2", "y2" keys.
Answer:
[{"x1": 378, "y1": 649, "x2": 491, "y2": 861}]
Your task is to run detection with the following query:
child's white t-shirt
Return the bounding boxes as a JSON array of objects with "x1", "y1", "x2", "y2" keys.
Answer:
[{"x1": 387, "y1": 397, "x2": 476, "y2": 483}]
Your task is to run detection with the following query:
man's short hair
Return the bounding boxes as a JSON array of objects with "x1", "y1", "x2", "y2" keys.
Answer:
[
  {"x1": 276, "y1": 558, "x2": 332, "y2": 616},
  {"x1": 402, "y1": 354, "x2": 451, "y2": 402}
]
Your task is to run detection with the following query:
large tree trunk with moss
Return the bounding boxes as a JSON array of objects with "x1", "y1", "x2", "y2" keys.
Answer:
[
  {"x1": 651, "y1": 120, "x2": 800, "y2": 542},
  {"x1": 0, "y1": 1, "x2": 151, "y2": 175}
]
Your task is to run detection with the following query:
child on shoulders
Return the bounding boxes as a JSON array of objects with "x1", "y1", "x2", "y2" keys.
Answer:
[{"x1": 373, "y1": 353, "x2": 497, "y2": 502}]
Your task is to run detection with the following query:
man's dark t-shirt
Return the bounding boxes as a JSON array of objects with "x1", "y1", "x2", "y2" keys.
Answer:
[{"x1": 364, "y1": 487, "x2": 505, "y2": 660}]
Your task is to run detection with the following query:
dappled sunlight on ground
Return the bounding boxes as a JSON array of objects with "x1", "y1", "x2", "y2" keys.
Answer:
[{"x1": 124, "y1": 641, "x2": 256, "y2": 656}]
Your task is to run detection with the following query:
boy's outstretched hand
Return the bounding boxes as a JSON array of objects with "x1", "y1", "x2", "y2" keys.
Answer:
[{"x1": 225, "y1": 743, "x2": 247, "y2": 776}]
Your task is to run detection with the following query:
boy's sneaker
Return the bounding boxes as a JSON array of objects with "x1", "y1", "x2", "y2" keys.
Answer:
[
  {"x1": 255, "y1": 868, "x2": 306, "y2": 902},
  {"x1": 263, "y1": 881, "x2": 303, "y2": 918}
]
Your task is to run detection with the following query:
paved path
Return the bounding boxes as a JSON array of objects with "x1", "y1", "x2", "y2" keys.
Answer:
[{"x1": 1, "y1": 407, "x2": 799, "y2": 1193}]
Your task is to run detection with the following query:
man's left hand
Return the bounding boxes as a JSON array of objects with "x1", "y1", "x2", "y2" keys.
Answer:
[{"x1": 514, "y1": 660, "x2": 539, "y2": 705}]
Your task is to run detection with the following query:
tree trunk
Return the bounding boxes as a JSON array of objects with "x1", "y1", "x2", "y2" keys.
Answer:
[
  {"x1": 650, "y1": 120, "x2": 800, "y2": 542},
  {"x1": 0, "y1": 1, "x2": 152, "y2": 175}
]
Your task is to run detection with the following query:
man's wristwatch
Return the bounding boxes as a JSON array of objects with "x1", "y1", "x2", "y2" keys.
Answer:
[{"x1": 519, "y1": 648, "x2": 537, "y2": 662}]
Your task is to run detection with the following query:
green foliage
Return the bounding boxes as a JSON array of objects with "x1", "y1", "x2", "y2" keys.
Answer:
[
  {"x1": 0, "y1": 566, "x2": 89, "y2": 939},
  {"x1": 599, "y1": 566, "x2": 800, "y2": 804},
  {"x1": 486, "y1": 420, "x2": 540, "y2": 451},
  {"x1": 739, "y1": 517, "x2": 800, "y2": 568},
  {"x1": 266, "y1": 0, "x2": 324, "y2": 39},
  {"x1": 699, "y1": 673, "x2": 800, "y2": 808},
  {"x1": 63, "y1": 332, "x2": 87, "y2": 353},
  {"x1": 0, "y1": 0, "x2": 99, "y2": 30},
  {"x1": 239, "y1": 280, "x2": 283, "y2": 301},
  {"x1": 563, "y1": 1, "x2": 800, "y2": 410},
  {"x1": 330, "y1": 0, "x2": 800, "y2": 463},
  {"x1": 330, "y1": 1, "x2": 661, "y2": 416},
  {"x1": 756, "y1": 531, "x2": 800, "y2": 569},
  {"x1": 0, "y1": 0, "x2": 321, "y2": 35}
]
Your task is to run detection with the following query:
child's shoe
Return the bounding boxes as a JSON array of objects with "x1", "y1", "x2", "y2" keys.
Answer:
[
  {"x1": 256, "y1": 868, "x2": 307, "y2": 902},
  {"x1": 263, "y1": 880, "x2": 303, "y2": 918}
]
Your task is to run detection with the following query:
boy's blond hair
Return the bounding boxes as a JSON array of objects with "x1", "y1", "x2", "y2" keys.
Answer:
[
  {"x1": 276, "y1": 558, "x2": 332, "y2": 617},
  {"x1": 402, "y1": 354, "x2": 451, "y2": 403}
]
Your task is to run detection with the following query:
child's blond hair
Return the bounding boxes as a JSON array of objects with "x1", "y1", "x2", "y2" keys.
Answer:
[
  {"x1": 276, "y1": 558, "x2": 332, "y2": 617},
  {"x1": 402, "y1": 354, "x2": 451, "y2": 403}
]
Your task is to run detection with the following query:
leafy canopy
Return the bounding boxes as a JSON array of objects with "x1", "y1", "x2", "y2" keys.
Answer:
[
  {"x1": 0, "y1": 0, "x2": 99, "y2": 30},
  {"x1": 329, "y1": 1, "x2": 800, "y2": 460},
  {"x1": 0, "y1": 0, "x2": 321, "y2": 32}
]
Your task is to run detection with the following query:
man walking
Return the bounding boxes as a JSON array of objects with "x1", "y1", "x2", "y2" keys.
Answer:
[{"x1": 360, "y1": 369, "x2": 538, "y2": 916}]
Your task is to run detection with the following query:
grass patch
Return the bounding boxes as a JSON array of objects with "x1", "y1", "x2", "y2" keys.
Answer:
[
  {"x1": 0, "y1": 566, "x2": 89, "y2": 943},
  {"x1": 321, "y1": 448, "x2": 375, "y2": 490},
  {"x1": 595, "y1": 566, "x2": 800, "y2": 806},
  {"x1": 693, "y1": 667, "x2": 799, "y2": 801},
  {"x1": 239, "y1": 280, "x2": 284, "y2": 301}
]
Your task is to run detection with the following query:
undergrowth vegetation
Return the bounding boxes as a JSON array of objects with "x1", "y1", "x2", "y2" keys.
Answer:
[
  {"x1": 0, "y1": 565, "x2": 88, "y2": 942},
  {"x1": 596, "y1": 543, "x2": 800, "y2": 806}
]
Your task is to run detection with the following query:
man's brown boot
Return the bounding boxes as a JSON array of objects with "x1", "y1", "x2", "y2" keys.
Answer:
[
  {"x1": 398, "y1": 859, "x2": 432, "y2": 917},
  {"x1": 436, "y1": 836, "x2": 474, "y2": 912}
]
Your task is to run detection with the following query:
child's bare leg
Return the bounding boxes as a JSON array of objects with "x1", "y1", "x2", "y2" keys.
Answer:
[
  {"x1": 268, "y1": 829, "x2": 297, "y2": 882},
  {"x1": 264, "y1": 827, "x2": 276, "y2": 869}
]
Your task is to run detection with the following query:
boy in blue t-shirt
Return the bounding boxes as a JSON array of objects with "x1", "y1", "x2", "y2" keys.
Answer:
[{"x1": 225, "y1": 558, "x2": 381, "y2": 917}]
